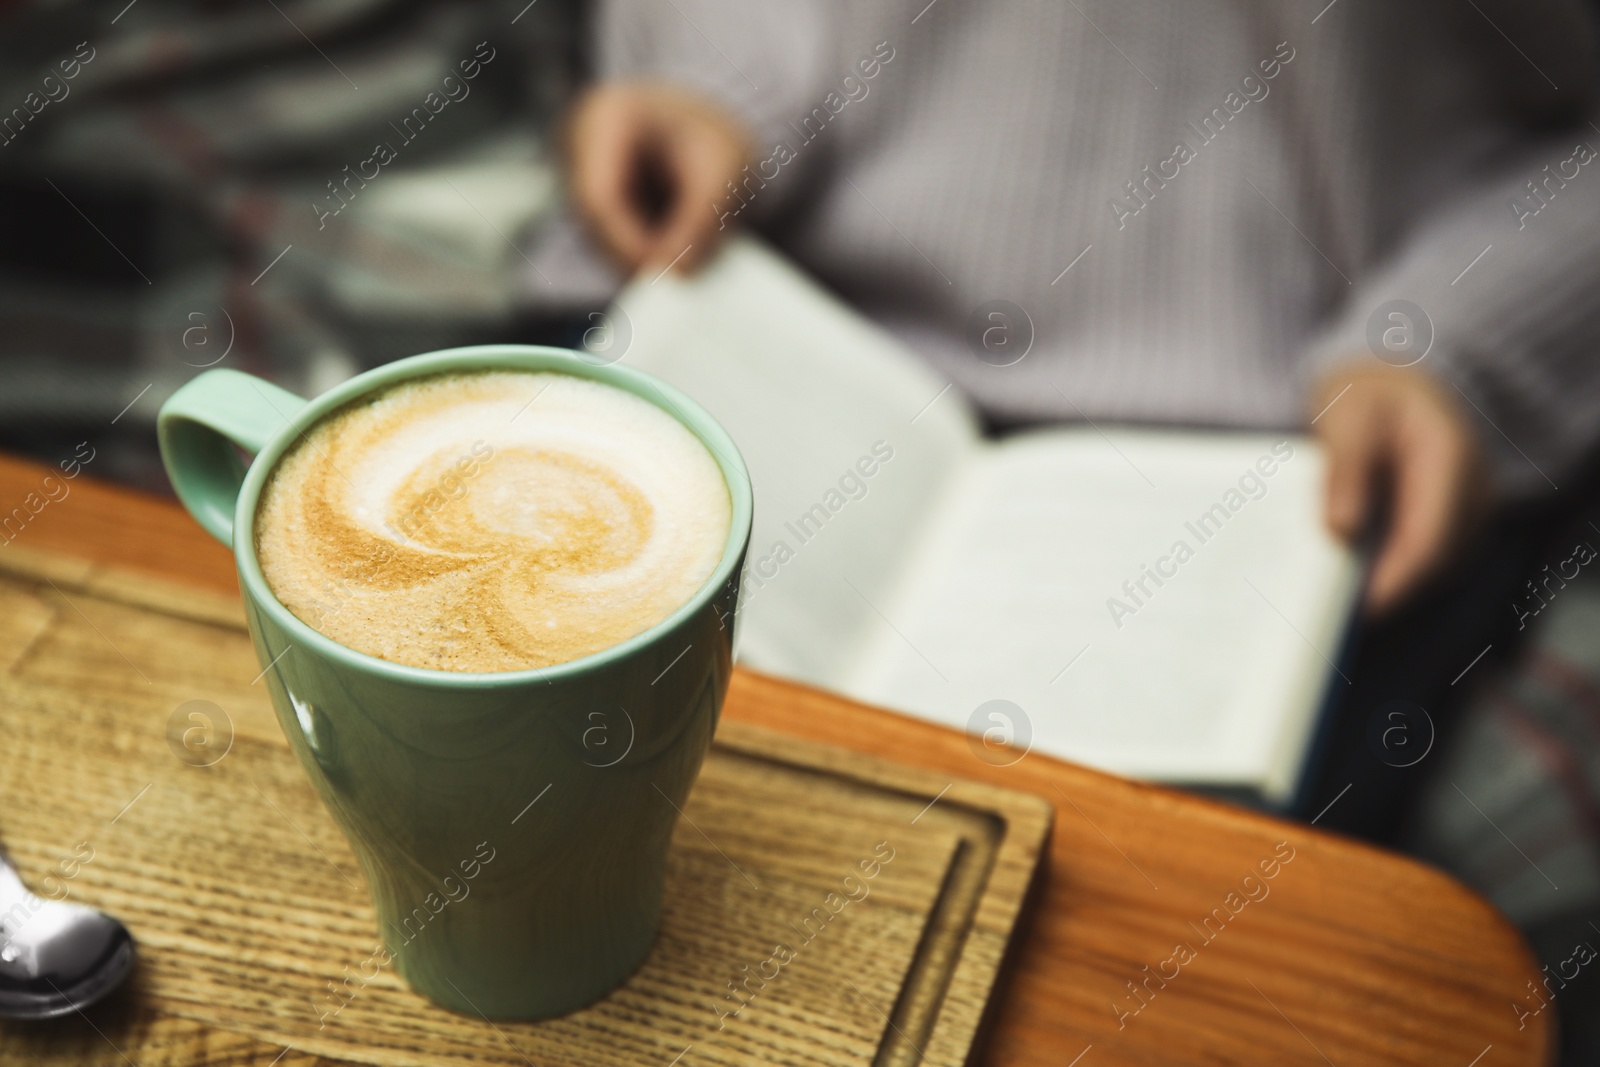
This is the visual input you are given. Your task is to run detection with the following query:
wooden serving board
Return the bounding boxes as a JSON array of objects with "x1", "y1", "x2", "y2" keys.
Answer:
[{"x1": 0, "y1": 545, "x2": 1051, "y2": 1067}]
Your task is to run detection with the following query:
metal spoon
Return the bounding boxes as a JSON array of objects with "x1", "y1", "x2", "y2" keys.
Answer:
[{"x1": 0, "y1": 849, "x2": 134, "y2": 1019}]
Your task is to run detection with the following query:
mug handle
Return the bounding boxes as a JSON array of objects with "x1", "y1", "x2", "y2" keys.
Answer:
[{"x1": 158, "y1": 369, "x2": 309, "y2": 548}]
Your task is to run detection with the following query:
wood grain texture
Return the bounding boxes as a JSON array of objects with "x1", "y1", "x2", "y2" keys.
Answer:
[
  {"x1": 0, "y1": 454, "x2": 1553, "y2": 1066},
  {"x1": 0, "y1": 536, "x2": 1049, "y2": 1067}
]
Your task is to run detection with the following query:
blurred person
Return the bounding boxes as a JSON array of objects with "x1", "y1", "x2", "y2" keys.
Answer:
[
  {"x1": 560, "y1": 0, "x2": 1600, "y2": 839},
  {"x1": 565, "y1": 2, "x2": 1600, "y2": 614}
]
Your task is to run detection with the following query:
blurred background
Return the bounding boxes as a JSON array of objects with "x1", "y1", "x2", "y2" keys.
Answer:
[
  {"x1": 5, "y1": 0, "x2": 1600, "y2": 1059},
  {"x1": 0, "y1": 0, "x2": 597, "y2": 491}
]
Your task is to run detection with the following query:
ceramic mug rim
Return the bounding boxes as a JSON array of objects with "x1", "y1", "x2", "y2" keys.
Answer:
[{"x1": 231, "y1": 344, "x2": 753, "y2": 691}]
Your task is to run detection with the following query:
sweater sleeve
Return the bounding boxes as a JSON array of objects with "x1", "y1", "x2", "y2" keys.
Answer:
[{"x1": 1301, "y1": 129, "x2": 1600, "y2": 498}]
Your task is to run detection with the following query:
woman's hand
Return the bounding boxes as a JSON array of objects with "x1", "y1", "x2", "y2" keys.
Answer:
[
  {"x1": 1311, "y1": 363, "x2": 1488, "y2": 615},
  {"x1": 567, "y1": 82, "x2": 751, "y2": 276}
]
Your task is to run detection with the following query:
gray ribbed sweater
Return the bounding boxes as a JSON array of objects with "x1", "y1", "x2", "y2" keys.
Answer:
[{"x1": 595, "y1": 0, "x2": 1600, "y2": 496}]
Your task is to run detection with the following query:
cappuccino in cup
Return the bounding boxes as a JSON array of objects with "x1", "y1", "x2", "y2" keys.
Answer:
[
  {"x1": 161, "y1": 346, "x2": 751, "y2": 1018},
  {"x1": 255, "y1": 370, "x2": 731, "y2": 673}
]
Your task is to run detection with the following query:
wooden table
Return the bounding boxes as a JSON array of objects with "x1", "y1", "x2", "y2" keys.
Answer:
[{"x1": 0, "y1": 454, "x2": 1550, "y2": 1066}]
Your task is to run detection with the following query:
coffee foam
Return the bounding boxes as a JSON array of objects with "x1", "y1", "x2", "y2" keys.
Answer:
[{"x1": 255, "y1": 371, "x2": 732, "y2": 672}]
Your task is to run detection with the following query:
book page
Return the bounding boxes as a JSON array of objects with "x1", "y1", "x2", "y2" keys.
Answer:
[
  {"x1": 612, "y1": 237, "x2": 979, "y2": 687},
  {"x1": 847, "y1": 429, "x2": 1360, "y2": 800}
]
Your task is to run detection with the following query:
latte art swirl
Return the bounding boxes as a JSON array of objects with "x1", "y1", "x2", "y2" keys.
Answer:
[{"x1": 255, "y1": 371, "x2": 732, "y2": 672}]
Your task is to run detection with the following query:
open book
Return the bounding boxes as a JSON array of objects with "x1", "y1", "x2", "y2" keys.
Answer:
[{"x1": 612, "y1": 238, "x2": 1361, "y2": 804}]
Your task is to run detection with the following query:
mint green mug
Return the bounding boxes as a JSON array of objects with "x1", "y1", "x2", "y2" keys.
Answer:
[{"x1": 157, "y1": 346, "x2": 752, "y2": 1020}]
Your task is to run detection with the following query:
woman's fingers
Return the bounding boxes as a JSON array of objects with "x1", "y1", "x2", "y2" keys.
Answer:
[
  {"x1": 567, "y1": 83, "x2": 752, "y2": 277},
  {"x1": 1310, "y1": 365, "x2": 1485, "y2": 615},
  {"x1": 569, "y1": 88, "x2": 657, "y2": 271},
  {"x1": 1313, "y1": 375, "x2": 1381, "y2": 545}
]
